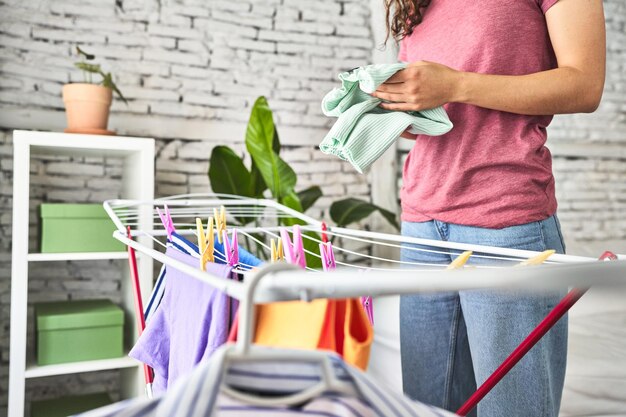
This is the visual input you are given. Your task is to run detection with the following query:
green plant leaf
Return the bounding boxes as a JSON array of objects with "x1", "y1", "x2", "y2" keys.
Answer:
[
  {"x1": 76, "y1": 46, "x2": 95, "y2": 60},
  {"x1": 209, "y1": 146, "x2": 254, "y2": 224},
  {"x1": 100, "y1": 72, "x2": 128, "y2": 104},
  {"x1": 330, "y1": 198, "x2": 399, "y2": 230},
  {"x1": 248, "y1": 159, "x2": 267, "y2": 198},
  {"x1": 74, "y1": 62, "x2": 101, "y2": 73},
  {"x1": 245, "y1": 96, "x2": 296, "y2": 199},
  {"x1": 297, "y1": 186, "x2": 322, "y2": 212},
  {"x1": 279, "y1": 191, "x2": 304, "y2": 220}
]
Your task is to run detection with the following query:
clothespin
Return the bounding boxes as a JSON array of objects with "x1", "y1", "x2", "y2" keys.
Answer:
[
  {"x1": 321, "y1": 222, "x2": 329, "y2": 244},
  {"x1": 196, "y1": 217, "x2": 214, "y2": 270},
  {"x1": 213, "y1": 206, "x2": 227, "y2": 244},
  {"x1": 319, "y1": 241, "x2": 336, "y2": 272},
  {"x1": 223, "y1": 229, "x2": 239, "y2": 267},
  {"x1": 270, "y1": 239, "x2": 284, "y2": 263},
  {"x1": 516, "y1": 250, "x2": 555, "y2": 267},
  {"x1": 156, "y1": 204, "x2": 176, "y2": 241},
  {"x1": 599, "y1": 251, "x2": 618, "y2": 261},
  {"x1": 447, "y1": 251, "x2": 472, "y2": 270},
  {"x1": 361, "y1": 296, "x2": 374, "y2": 326},
  {"x1": 280, "y1": 225, "x2": 307, "y2": 269}
]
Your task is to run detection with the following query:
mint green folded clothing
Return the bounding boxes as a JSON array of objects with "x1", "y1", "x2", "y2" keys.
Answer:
[{"x1": 320, "y1": 63, "x2": 453, "y2": 174}]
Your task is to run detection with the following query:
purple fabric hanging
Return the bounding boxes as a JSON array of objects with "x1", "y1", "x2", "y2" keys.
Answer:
[{"x1": 129, "y1": 247, "x2": 233, "y2": 394}]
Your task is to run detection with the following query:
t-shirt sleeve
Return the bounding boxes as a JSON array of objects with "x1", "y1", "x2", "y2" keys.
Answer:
[
  {"x1": 398, "y1": 38, "x2": 408, "y2": 62},
  {"x1": 538, "y1": 0, "x2": 559, "y2": 14}
]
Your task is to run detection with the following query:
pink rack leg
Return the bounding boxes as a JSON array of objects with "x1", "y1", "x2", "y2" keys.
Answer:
[
  {"x1": 456, "y1": 251, "x2": 618, "y2": 416},
  {"x1": 127, "y1": 227, "x2": 154, "y2": 397}
]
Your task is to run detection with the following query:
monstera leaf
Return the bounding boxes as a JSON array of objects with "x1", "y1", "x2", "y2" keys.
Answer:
[{"x1": 330, "y1": 198, "x2": 399, "y2": 230}]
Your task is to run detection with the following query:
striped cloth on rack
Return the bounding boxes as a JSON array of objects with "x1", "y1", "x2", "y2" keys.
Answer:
[
  {"x1": 145, "y1": 232, "x2": 264, "y2": 323},
  {"x1": 320, "y1": 63, "x2": 453, "y2": 174},
  {"x1": 76, "y1": 345, "x2": 457, "y2": 417}
]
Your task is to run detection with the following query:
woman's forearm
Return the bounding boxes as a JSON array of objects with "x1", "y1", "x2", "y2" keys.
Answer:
[{"x1": 454, "y1": 67, "x2": 604, "y2": 116}]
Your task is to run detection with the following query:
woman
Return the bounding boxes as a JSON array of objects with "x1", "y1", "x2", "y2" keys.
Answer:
[{"x1": 374, "y1": 1, "x2": 605, "y2": 416}]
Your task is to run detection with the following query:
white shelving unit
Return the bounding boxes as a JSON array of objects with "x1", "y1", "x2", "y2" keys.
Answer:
[{"x1": 9, "y1": 131, "x2": 155, "y2": 417}]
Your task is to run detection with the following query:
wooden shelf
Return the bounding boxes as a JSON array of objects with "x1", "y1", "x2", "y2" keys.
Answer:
[
  {"x1": 27, "y1": 252, "x2": 128, "y2": 262},
  {"x1": 25, "y1": 356, "x2": 140, "y2": 379}
]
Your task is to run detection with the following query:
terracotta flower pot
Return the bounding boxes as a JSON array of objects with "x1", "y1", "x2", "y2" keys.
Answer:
[{"x1": 62, "y1": 83, "x2": 114, "y2": 135}]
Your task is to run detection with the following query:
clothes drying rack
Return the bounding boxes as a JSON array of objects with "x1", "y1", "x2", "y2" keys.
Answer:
[{"x1": 104, "y1": 194, "x2": 626, "y2": 415}]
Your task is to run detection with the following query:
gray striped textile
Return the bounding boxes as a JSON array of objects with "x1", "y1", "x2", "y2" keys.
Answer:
[{"x1": 320, "y1": 64, "x2": 453, "y2": 174}]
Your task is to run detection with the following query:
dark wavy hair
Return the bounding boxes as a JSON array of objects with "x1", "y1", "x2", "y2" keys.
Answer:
[{"x1": 385, "y1": 0, "x2": 432, "y2": 42}]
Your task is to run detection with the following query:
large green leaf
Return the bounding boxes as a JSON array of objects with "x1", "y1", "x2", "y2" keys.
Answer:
[
  {"x1": 208, "y1": 146, "x2": 254, "y2": 224},
  {"x1": 297, "y1": 186, "x2": 322, "y2": 212},
  {"x1": 245, "y1": 96, "x2": 296, "y2": 199},
  {"x1": 248, "y1": 158, "x2": 267, "y2": 198},
  {"x1": 330, "y1": 198, "x2": 399, "y2": 230}
]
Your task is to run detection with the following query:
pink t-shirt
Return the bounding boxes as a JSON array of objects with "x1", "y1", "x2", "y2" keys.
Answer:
[{"x1": 399, "y1": 0, "x2": 560, "y2": 228}]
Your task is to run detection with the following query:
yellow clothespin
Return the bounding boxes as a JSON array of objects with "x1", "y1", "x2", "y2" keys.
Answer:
[
  {"x1": 196, "y1": 216, "x2": 214, "y2": 270},
  {"x1": 213, "y1": 206, "x2": 227, "y2": 244},
  {"x1": 270, "y1": 238, "x2": 284, "y2": 263},
  {"x1": 447, "y1": 251, "x2": 472, "y2": 270},
  {"x1": 515, "y1": 249, "x2": 555, "y2": 267}
]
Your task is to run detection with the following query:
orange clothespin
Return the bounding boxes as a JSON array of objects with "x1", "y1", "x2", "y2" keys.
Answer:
[
  {"x1": 196, "y1": 216, "x2": 214, "y2": 270},
  {"x1": 447, "y1": 251, "x2": 472, "y2": 270},
  {"x1": 213, "y1": 206, "x2": 227, "y2": 244},
  {"x1": 270, "y1": 238, "x2": 284, "y2": 263},
  {"x1": 515, "y1": 250, "x2": 555, "y2": 267}
]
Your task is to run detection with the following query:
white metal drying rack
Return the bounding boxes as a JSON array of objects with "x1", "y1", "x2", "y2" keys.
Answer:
[
  {"x1": 105, "y1": 193, "x2": 626, "y2": 414},
  {"x1": 105, "y1": 194, "x2": 626, "y2": 344}
]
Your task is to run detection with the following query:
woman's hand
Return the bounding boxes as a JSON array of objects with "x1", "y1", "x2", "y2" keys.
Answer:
[{"x1": 372, "y1": 61, "x2": 462, "y2": 111}]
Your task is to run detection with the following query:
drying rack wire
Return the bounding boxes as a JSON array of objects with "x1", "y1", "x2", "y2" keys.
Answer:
[{"x1": 104, "y1": 193, "x2": 626, "y2": 303}]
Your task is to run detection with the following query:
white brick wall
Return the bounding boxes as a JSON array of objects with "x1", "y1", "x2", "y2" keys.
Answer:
[
  {"x1": 0, "y1": 0, "x2": 374, "y2": 131},
  {"x1": 0, "y1": 0, "x2": 625, "y2": 414}
]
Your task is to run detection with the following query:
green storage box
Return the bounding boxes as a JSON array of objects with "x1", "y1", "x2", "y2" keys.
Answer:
[
  {"x1": 31, "y1": 393, "x2": 112, "y2": 417},
  {"x1": 40, "y1": 204, "x2": 124, "y2": 253},
  {"x1": 35, "y1": 299, "x2": 124, "y2": 365}
]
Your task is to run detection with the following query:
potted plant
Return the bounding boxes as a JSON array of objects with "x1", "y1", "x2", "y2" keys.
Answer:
[{"x1": 62, "y1": 47, "x2": 127, "y2": 135}]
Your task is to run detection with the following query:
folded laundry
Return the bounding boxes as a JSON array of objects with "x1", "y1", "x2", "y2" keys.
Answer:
[{"x1": 320, "y1": 63, "x2": 453, "y2": 173}]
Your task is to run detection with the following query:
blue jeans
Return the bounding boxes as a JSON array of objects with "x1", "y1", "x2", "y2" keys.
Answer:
[{"x1": 400, "y1": 215, "x2": 567, "y2": 417}]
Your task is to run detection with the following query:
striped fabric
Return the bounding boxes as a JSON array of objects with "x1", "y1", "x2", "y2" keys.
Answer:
[
  {"x1": 75, "y1": 346, "x2": 457, "y2": 417},
  {"x1": 144, "y1": 233, "x2": 198, "y2": 323},
  {"x1": 320, "y1": 64, "x2": 453, "y2": 174},
  {"x1": 145, "y1": 232, "x2": 264, "y2": 322}
]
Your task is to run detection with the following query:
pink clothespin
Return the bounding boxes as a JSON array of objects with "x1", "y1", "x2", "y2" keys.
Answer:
[
  {"x1": 223, "y1": 229, "x2": 239, "y2": 267},
  {"x1": 319, "y1": 241, "x2": 336, "y2": 272},
  {"x1": 280, "y1": 225, "x2": 306, "y2": 269},
  {"x1": 361, "y1": 296, "x2": 374, "y2": 326},
  {"x1": 156, "y1": 204, "x2": 176, "y2": 241}
]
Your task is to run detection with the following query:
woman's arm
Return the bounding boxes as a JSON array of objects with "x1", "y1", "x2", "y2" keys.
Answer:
[{"x1": 374, "y1": 0, "x2": 606, "y2": 117}]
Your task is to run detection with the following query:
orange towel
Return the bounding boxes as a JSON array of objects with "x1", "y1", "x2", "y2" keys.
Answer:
[{"x1": 227, "y1": 298, "x2": 373, "y2": 370}]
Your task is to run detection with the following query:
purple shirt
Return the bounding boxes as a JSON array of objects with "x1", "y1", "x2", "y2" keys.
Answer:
[
  {"x1": 399, "y1": 0, "x2": 560, "y2": 228},
  {"x1": 129, "y1": 247, "x2": 234, "y2": 394}
]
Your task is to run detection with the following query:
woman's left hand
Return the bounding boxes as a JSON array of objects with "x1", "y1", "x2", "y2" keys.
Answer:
[{"x1": 372, "y1": 61, "x2": 461, "y2": 111}]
